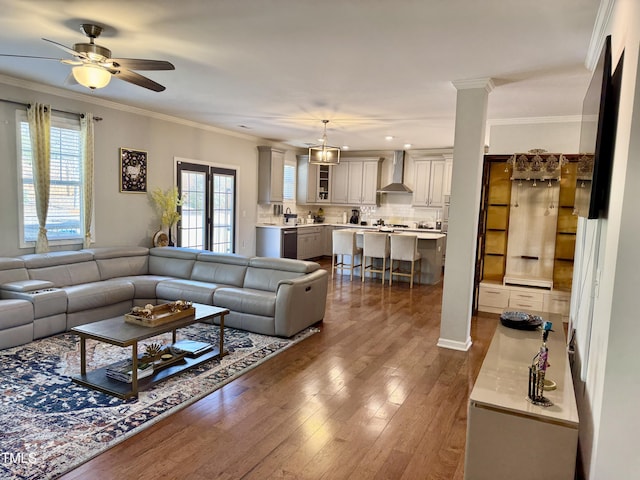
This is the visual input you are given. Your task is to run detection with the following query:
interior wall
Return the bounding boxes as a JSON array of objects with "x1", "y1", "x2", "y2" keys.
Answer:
[
  {"x1": 0, "y1": 78, "x2": 274, "y2": 257},
  {"x1": 569, "y1": 0, "x2": 640, "y2": 478},
  {"x1": 488, "y1": 120, "x2": 581, "y2": 154}
]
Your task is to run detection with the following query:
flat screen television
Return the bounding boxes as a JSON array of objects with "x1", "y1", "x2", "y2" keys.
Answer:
[{"x1": 574, "y1": 35, "x2": 623, "y2": 219}]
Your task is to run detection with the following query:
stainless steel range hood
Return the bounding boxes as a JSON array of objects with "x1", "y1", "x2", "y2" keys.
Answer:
[{"x1": 377, "y1": 150, "x2": 413, "y2": 193}]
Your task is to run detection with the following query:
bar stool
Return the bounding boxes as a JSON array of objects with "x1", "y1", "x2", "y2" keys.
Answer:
[
  {"x1": 362, "y1": 232, "x2": 390, "y2": 284},
  {"x1": 389, "y1": 234, "x2": 421, "y2": 288},
  {"x1": 332, "y1": 229, "x2": 362, "y2": 281}
]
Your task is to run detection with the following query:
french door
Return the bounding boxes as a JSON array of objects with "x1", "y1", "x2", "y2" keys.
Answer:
[{"x1": 176, "y1": 161, "x2": 236, "y2": 253}]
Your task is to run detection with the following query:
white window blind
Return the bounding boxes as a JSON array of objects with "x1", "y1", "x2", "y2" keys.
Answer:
[
  {"x1": 283, "y1": 163, "x2": 295, "y2": 200},
  {"x1": 18, "y1": 112, "x2": 84, "y2": 245}
]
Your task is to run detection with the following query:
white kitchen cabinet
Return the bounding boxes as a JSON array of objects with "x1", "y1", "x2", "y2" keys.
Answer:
[
  {"x1": 331, "y1": 162, "x2": 350, "y2": 204},
  {"x1": 297, "y1": 226, "x2": 323, "y2": 260},
  {"x1": 443, "y1": 155, "x2": 453, "y2": 196},
  {"x1": 296, "y1": 156, "x2": 331, "y2": 204},
  {"x1": 334, "y1": 158, "x2": 380, "y2": 205},
  {"x1": 322, "y1": 225, "x2": 334, "y2": 256},
  {"x1": 347, "y1": 161, "x2": 364, "y2": 204},
  {"x1": 360, "y1": 161, "x2": 380, "y2": 204},
  {"x1": 412, "y1": 158, "x2": 446, "y2": 207},
  {"x1": 297, "y1": 156, "x2": 380, "y2": 206},
  {"x1": 257, "y1": 146, "x2": 285, "y2": 204}
]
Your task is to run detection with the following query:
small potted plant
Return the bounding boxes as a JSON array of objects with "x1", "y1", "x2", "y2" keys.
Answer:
[{"x1": 150, "y1": 187, "x2": 185, "y2": 246}]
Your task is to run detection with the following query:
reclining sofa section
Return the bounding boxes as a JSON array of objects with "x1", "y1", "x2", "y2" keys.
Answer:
[{"x1": 0, "y1": 246, "x2": 328, "y2": 350}]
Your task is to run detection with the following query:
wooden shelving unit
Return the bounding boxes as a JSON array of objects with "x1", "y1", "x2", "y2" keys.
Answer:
[
  {"x1": 477, "y1": 157, "x2": 512, "y2": 283},
  {"x1": 475, "y1": 154, "x2": 577, "y2": 315},
  {"x1": 553, "y1": 157, "x2": 579, "y2": 291}
]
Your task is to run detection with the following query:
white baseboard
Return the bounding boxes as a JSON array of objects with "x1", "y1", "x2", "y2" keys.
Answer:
[{"x1": 437, "y1": 336, "x2": 473, "y2": 351}]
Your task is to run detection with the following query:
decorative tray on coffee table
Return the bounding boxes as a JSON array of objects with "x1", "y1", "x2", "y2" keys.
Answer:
[{"x1": 124, "y1": 300, "x2": 195, "y2": 327}]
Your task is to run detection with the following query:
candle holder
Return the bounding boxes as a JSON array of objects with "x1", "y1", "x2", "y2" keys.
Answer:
[{"x1": 527, "y1": 321, "x2": 554, "y2": 407}]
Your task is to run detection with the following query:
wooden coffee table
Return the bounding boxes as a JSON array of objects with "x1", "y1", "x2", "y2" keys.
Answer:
[{"x1": 71, "y1": 303, "x2": 229, "y2": 399}]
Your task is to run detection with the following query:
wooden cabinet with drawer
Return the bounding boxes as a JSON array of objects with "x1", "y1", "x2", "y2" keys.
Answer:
[
  {"x1": 544, "y1": 291, "x2": 571, "y2": 317},
  {"x1": 508, "y1": 289, "x2": 544, "y2": 311},
  {"x1": 478, "y1": 282, "x2": 570, "y2": 320},
  {"x1": 478, "y1": 284, "x2": 510, "y2": 313}
]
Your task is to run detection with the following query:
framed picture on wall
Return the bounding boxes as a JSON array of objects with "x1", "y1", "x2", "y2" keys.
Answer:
[{"x1": 120, "y1": 147, "x2": 148, "y2": 193}]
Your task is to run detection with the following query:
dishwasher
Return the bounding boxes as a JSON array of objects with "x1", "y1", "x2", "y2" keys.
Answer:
[{"x1": 281, "y1": 228, "x2": 298, "y2": 259}]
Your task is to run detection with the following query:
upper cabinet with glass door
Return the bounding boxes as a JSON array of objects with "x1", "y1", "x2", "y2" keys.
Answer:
[
  {"x1": 297, "y1": 155, "x2": 331, "y2": 204},
  {"x1": 296, "y1": 155, "x2": 380, "y2": 205}
]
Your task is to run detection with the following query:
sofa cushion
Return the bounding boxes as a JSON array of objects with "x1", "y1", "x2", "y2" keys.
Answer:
[
  {"x1": 116, "y1": 275, "x2": 172, "y2": 300},
  {"x1": 87, "y1": 247, "x2": 150, "y2": 280},
  {"x1": 0, "y1": 257, "x2": 29, "y2": 285},
  {"x1": 20, "y1": 251, "x2": 94, "y2": 268},
  {"x1": 64, "y1": 280, "x2": 135, "y2": 313},
  {"x1": 0, "y1": 299, "x2": 33, "y2": 329},
  {"x1": 191, "y1": 253, "x2": 248, "y2": 287},
  {"x1": 148, "y1": 247, "x2": 198, "y2": 278},
  {"x1": 21, "y1": 250, "x2": 101, "y2": 287},
  {"x1": 156, "y1": 279, "x2": 219, "y2": 305},
  {"x1": 213, "y1": 287, "x2": 276, "y2": 317}
]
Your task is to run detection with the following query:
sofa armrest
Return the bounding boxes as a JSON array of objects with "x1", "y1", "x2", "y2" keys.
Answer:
[
  {"x1": 274, "y1": 269, "x2": 328, "y2": 337},
  {"x1": 1, "y1": 279, "x2": 55, "y2": 293}
]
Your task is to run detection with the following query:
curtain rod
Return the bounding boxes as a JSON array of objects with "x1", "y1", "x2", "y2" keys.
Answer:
[{"x1": 0, "y1": 98, "x2": 103, "y2": 121}]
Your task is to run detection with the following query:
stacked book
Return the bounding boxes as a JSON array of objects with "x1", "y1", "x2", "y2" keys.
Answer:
[
  {"x1": 172, "y1": 339, "x2": 213, "y2": 357},
  {"x1": 106, "y1": 358, "x2": 154, "y2": 383}
]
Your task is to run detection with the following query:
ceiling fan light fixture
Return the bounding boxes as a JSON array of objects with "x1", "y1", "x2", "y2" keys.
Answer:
[
  {"x1": 72, "y1": 64, "x2": 111, "y2": 89},
  {"x1": 308, "y1": 120, "x2": 340, "y2": 166}
]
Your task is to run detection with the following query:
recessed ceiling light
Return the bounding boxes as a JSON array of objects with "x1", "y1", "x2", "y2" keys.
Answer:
[
  {"x1": 385, "y1": 136, "x2": 394, "y2": 141},
  {"x1": 404, "y1": 143, "x2": 412, "y2": 149},
  {"x1": 342, "y1": 145, "x2": 350, "y2": 150}
]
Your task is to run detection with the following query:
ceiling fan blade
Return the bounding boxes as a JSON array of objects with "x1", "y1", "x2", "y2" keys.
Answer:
[
  {"x1": 109, "y1": 58, "x2": 175, "y2": 71},
  {"x1": 42, "y1": 38, "x2": 83, "y2": 58},
  {"x1": 0, "y1": 53, "x2": 61, "y2": 61},
  {"x1": 112, "y1": 68, "x2": 166, "y2": 92}
]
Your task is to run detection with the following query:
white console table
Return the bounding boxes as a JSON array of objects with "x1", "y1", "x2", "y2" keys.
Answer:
[{"x1": 464, "y1": 312, "x2": 578, "y2": 479}]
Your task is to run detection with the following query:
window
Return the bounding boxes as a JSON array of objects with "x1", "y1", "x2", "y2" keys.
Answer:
[
  {"x1": 283, "y1": 162, "x2": 295, "y2": 200},
  {"x1": 17, "y1": 111, "x2": 85, "y2": 246}
]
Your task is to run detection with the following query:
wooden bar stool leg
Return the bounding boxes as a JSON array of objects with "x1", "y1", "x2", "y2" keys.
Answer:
[
  {"x1": 332, "y1": 253, "x2": 335, "y2": 279},
  {"x1": 410, "y1": 260, "x2": 415, "y2": 288}
]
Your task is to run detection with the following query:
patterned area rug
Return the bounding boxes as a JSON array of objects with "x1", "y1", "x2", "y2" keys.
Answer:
[{"x1": 0, "y1": 323, "x2": 318, "y2": 480}]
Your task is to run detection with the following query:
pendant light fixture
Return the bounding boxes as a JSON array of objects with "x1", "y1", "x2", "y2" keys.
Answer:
[{"x1": 308, "y1": 119, "x2": 340, "y2": 165}]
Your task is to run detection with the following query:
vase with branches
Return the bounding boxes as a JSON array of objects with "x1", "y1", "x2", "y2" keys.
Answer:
[{"x1": 150, "y1": 187, "x2": 185, "y2": 246}]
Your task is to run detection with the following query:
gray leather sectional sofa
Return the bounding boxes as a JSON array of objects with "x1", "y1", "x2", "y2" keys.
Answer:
[{"x1": 0, "y1": 246, "x2": 328, "y2": 350}]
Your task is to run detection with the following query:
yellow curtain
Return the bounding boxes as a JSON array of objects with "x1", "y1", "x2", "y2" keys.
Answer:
[
  {"x1": 81, "y1": 113, "x2": 94, "y2": 248},
  {"x1": 27, "y1": 103, "x2": 51, "y2": 253}
]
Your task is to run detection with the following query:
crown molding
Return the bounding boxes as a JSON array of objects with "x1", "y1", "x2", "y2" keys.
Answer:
[
  {"x1": 0, "y1": 73, "x2": 259, "y2": 141},
  {"x1": 585, "y1": 0, "x2": 615, "y2": 71},
  {"x1": 451, "y1": 77, "x2": 495, "y2": 93}
]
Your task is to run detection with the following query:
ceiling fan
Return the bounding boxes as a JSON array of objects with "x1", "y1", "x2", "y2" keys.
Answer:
[{"x1": 0, "y1": 23, "x2": 174, "y2": 92}]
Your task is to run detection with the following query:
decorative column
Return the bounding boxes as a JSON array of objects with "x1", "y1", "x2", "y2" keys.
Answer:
[{"x1": 438, "y1": 78, "x2": 494, "y2": 351}]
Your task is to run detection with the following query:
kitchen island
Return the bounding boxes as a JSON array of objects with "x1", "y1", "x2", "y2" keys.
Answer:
[
  {"x1": 341, "y1": 228, "x2": 445, "y2": 284},
  {"x1": 255, "y1": 223, "x2": 445, "y2": 284}
]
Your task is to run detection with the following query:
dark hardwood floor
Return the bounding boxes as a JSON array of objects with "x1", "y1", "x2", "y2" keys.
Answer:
[{"x1": 60, "y1": 259, "x2": 498, "y2": 480}]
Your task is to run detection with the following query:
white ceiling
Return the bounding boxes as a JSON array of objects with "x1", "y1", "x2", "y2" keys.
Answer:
[{"x1": 0, "y1": 0, "x2": 601, "y2": 151}]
